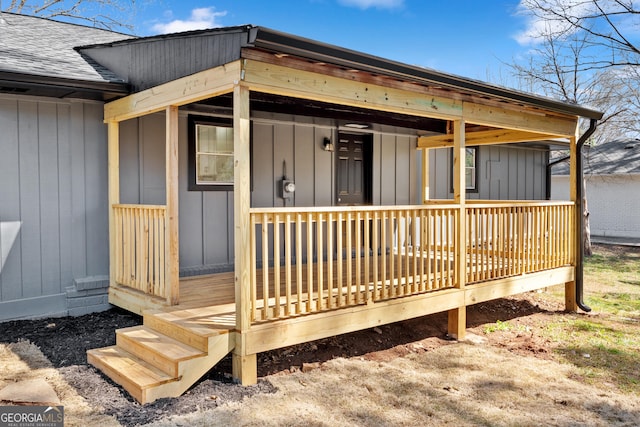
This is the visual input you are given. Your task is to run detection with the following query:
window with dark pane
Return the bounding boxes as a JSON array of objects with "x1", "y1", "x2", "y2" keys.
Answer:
[{"x1": 196, "y1": 124, "x2": 234, "y2": 185}]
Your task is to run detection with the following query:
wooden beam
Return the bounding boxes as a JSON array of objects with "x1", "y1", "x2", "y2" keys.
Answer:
[
  {"x1": 104, "y1": 60, "x2": 242, "y2": 123},
  {"x1": 242, "y1": 47, "x2": 580, "y2": 128},
  {"x1": 108, "y1": 121, "x2": 119, "y2": 288},
  {"x1": 245, "y1": 288, "x2": 465, "y2": 354},
  {"x1": 466, "y1": 267, "x2": 574, "y2": 305},
  {"x1": 449, "y1": 119, "x2": 467, "y2": 340},
  {"x1": 463, "y1": 103, "x2": 578, "y2": 137},
  {"x1": 165, "y1": 106, "x2": 180, "y2": 306},
  {"x1": 241, "y1": 59, "x2": 464, "y2": 121},
  {"x1": 418, "y1": 129, "x2": 562, "y2": 149},
  {"x1": 422, "y1": 149, "x2": 429, "y2": 202},
  {"x1": 242, "y1": 59, "x2": 578, "y2": 137},
  {"x1": 232, "y1": 84, "x2": 256, "y2": 384}
]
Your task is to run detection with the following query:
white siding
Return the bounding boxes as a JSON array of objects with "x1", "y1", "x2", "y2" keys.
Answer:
[{"x1": 552, "y1": 174, "x2": 640, "y2": 239}]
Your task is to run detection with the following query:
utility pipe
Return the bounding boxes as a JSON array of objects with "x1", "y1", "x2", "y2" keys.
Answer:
[{"x1": 575, "y1": 118, "x2": 598, "y2": 312}]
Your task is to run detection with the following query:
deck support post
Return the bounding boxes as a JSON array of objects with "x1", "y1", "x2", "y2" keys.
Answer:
[
  {"x1": 566, "y1": 126, "x2": 580, "y2": 312},
  {"x1": 108, "y1": 121, "x2": 120, "y2": 289},
  {"x1": 232, "y1": 83, "x2": 257, "y2": 384},
  {"x1": 165, "y1": 105, "x2": 180, "y2": 306},
  {"x1": 448, "y1": 119, "x2": 467, "y2": 339}
]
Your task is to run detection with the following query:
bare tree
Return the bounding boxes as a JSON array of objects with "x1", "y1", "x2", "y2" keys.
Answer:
[
  {"x1": 518, "y1": 0, "x2": 640, "y2": 69},
  {"x1": 2, "y1": 0, "x2": 140, "y2": 31},
  {"x1": 514, "y1": 0, "x2": 640, "y2": 255}
]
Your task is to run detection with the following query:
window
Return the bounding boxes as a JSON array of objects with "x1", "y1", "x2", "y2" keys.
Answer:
[
  {"x1": 188, "y1": 116, "x2": 234, "y2": 191},
  {"x1": 450, "y1": 146, "x2": 479, "y2": 193},
  {"x1": 464, "y1": 147, "x2": 478, "y2": 191}
]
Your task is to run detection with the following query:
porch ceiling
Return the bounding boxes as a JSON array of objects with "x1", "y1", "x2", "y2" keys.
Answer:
[{"x1": 193, "y1": 92, "x2": 448, "y2": 133}]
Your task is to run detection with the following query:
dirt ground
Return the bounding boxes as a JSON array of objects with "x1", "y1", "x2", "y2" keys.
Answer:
[
  {"x1": 0, "y1": 244, "x2": 638, "y2": 426},
  {"x1": 0, "y1": 292, "x2": 569, "y2": 426}
]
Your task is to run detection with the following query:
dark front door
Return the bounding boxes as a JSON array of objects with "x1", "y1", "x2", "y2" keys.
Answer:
[{"x1": 336, "y1": 132, "x2": 371, "y2": 205}]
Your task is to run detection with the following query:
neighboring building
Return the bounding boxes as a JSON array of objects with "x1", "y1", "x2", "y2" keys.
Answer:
[
  {"x1": 1, "y1": 13, "x2": 603, "y2": 404},
  {"x1": 551, "y1": 140, "x2": 640, "y2": 240}
]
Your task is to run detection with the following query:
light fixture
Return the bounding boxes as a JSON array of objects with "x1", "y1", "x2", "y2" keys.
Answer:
[
  {"x1": 343, "y1": 123, "x2": 370, "y2": 129},
  {"x1": 323, "y1": 137, "x2": 334, "y2": 152}
]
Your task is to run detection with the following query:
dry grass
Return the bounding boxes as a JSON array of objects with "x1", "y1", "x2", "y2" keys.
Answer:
[
  {"x1": 145, "y1": 342, "x2": 639, "y2": 427},
  {"x1": 0, "y1": 340, "x2": 120, "y2": 427}
]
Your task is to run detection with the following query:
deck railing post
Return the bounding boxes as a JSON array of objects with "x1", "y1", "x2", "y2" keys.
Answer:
[
  {"x1": 232, "y1": 83, "x2": 257, "y2": 384},
  {"x1": 448, "y1": 119, "x2": 467, "y2": 339}
]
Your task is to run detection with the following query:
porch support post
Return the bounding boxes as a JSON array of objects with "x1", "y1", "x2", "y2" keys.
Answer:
[
  {"x1": 565, "y1": 126, "x2": 579, "y2": 312},
  {"x1": 448, "y1": 119, "x2": 467, "y2": 339},
  {"x1": 232, "y1": 84, "x2": 257, "y2": 384},
  {"x1": 165, "y1": 106, "x2": 180, "y2": 306},
  {"x1": 421, "y1": 149, "x2": 430, "y2": 202},
  {"x1": 108, "y1": 121, "x2": 120, "y2": 288}
]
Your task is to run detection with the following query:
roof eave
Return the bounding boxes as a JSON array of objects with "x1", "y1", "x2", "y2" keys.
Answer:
[
  {"x1": 0, "y1": 70, "x2": 130, "y2": 100},
  {"x1": 250, "y1": 26, "x2": 604, "y2": 120}
]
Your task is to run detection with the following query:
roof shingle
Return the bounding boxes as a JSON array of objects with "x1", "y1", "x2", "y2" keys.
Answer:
[
  {"x1": 554, "y1": 140, "x2": 640, "y2": 175},
  {"x1": 0, "y1": 12, "x2": 131, "y2": 83}
]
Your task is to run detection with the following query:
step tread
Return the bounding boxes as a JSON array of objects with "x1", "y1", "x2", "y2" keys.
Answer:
[
  {"x1": 117, "y1": 326, "x2": 205, "y2": 361},
  {"x1": 145, "y1": 306, "x2": 235, "y2": 338},
  {"x1": 88, "y1": 346, "x2": 175, "y2": 389}
]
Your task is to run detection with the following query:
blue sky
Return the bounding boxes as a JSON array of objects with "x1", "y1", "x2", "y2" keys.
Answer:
[{"x1": 132, "y1": 0, "x2": 538, "y2": 86}]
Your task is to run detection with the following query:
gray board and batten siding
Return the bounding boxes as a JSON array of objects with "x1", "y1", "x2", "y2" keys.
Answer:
[
  {"x1": 80, "y1": 27, "x2": 250, "y2": 92},
  {"x1": 0, "y1": 94, "x2": 110, "y2": 321},
  {"x1": 119, "y1": 109, "x2": 547, "y2": 275},
  {"x1": 427, "y1": 145, "x2": 548, "y2": 200},
  {"x1": 0, "y1": 95, "x2": 548, "y2": 321},
  {"x1": 118, "y1": 111, "x2": 420, "y2": 275}
]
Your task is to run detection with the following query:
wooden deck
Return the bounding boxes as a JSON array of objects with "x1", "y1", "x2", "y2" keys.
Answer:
[{"x1": 96, "y1": 249, "x2": 574, "y2": 404}]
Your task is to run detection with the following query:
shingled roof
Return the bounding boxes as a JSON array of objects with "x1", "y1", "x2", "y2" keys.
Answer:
[
  {"x1": 554, "y1": 140, "x2": 640, "y2": 175},
  {"x1": 0, "y1": 12, "x2": 131, "y2": 99}
]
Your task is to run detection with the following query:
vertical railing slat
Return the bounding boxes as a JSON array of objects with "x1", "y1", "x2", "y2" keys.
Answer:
[
  {"x1": 285, "y1": 212, "x2": 292, "y2": 317},
  {"x1": 296, "y1": 213, "x2": 303, "y2": 315},
  {"x1": 262, "y1": 213, "x2": 270, "y2": 320}
]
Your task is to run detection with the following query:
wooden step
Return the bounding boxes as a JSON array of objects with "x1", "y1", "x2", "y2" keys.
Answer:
[
  {"x1": 144, "y1": 305, "x2": 235, "y2": 352},
  {"x1": 87, "y1": 346, "x2": 175, "y2": 404},
  {"x1": 116, "y1": 326, "x2": 204, "y2": 377}
]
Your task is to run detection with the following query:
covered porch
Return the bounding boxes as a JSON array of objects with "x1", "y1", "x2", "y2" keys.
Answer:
[{"x1": 88, "y1": 29, "x2": 601, "y2": 404}]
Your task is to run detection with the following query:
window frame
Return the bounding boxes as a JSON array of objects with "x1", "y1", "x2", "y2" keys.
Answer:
[
  {"x1": 188, "y1": 115, "x2": 235, "y2": 191},
  {"x1": 450, "y1": 146, "x2": 479, "y2": 193}
]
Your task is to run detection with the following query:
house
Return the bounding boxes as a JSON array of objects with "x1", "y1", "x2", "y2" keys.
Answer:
[
  {"x1": 551, "y1": 140, "x2": 640, "y2": 240},
  {"x1": 0, "y1": 13, "x2": 131, "y2": 320},
  {"x1": 0, "y1": 13, "x2": 602, "y2": 403}
]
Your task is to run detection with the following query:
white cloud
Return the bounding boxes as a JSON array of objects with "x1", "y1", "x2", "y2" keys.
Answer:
[
  {"x1": 338, "y1": 0, "x2": 404, "y2": 10},
  {"x1": 152, "y1": 7, "x2": 227, "y2": 34},
  {"x1": 512, "y1": 0, "x2": 637, "y2": 45}
]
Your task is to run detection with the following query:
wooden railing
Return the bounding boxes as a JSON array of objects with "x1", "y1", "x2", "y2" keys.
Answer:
[
  {"x1": 113, "y1": 204, "x2": 167, "y2": 298},
  {"x1": 466, "y1": 201, "x2": 575, "y2": 284},
  {"x1": 249, "y1": 205, "x2": 460, "y2": 322}
]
